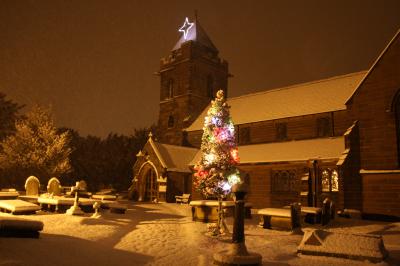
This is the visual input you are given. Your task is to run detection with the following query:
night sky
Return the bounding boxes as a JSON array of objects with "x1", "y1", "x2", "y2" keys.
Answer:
[{"x1": 1, "y1": 0, "x2": 400, "y2": 138}]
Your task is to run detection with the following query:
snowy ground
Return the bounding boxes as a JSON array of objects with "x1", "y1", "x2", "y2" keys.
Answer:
[{"x1": 0, "y1": 201, "x2": 399, "y2": 266}]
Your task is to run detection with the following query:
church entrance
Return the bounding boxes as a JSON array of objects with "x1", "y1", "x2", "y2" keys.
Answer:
[
  {"x1": 137, "y1": 163, "x2": 159, "y2": 202},
  {"x1": 144, "y1": 167, "x2": 158, "y2": 201}
]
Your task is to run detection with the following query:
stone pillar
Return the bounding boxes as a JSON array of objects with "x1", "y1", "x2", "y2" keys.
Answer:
[
  {"x1": 232, "y1": 188, "x2": 246, "y2": 244},
  {"x1": 213, "y1": 183, "x2": 262, "y2": 265}
]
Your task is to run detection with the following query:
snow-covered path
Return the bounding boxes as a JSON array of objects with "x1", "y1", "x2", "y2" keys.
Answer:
[{"x1": 0, "y1": 202, "x2": 399, "y2": 266}]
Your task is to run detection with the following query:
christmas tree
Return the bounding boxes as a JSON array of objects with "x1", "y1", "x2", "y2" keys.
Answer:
[{"x1": 194, "y1": 90, "x2": 241, "y2": 199}]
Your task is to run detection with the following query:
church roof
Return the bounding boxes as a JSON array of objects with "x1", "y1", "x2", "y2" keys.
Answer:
[
  {"x1": 149, "y1": 138, "x2": 198, "y2": 173},
  {"x1": 186, "y1": 71, "x2": 367, "y2": 131},
  {"x1": 173, "y1": 19, "x2": 218, "y2": 52},
  {"x1": 190, "y1": 137, "x2": 345, "y2": 165}
]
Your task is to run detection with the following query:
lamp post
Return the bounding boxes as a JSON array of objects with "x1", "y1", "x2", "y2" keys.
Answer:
[{"x1": 213, "y1": 183, "x2": 262, "y2": 266}]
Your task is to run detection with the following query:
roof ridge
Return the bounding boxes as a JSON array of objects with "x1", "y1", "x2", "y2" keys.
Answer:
[
  {"x1": 228, "y1": 70, "x2": 368, "y2": 101},
  {"x1": 159, "y1": 142, "x2": 199, "y2": 151}
]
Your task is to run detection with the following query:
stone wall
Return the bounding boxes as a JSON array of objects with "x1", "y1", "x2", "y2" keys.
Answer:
[
  {"x1": 347, "y1": 33, "x2": 400, "y2": 170},
  {"x1": 361, "y1": 170, "x2": 400, "y2": 217}
]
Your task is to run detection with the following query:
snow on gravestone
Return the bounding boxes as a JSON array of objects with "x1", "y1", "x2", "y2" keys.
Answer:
[
  {"x1": 25, "y1": 176, "x2": 40, "y2": 196},
  {"x1": 297, "y1": 229, "x2": 388, "y2": 263}
]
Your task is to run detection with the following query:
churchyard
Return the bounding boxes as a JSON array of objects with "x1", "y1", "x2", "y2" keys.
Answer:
[
  {"x1": 0, "y1": 91, "x2": 399, "y2": 266},
  {"x1": 0, "y1": 201, "x2": 399, "y2": 266}
]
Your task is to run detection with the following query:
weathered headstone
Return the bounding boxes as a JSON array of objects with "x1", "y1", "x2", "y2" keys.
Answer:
[
  {"x1": 47, "y1": 177, "x2": 62, "y2": 196},
  {"x1": 25, "y1": 176, "x2": 40, "y2": 196},
  {"x1": 77, "y1": 180, "x2": 87, "y2": 191}
]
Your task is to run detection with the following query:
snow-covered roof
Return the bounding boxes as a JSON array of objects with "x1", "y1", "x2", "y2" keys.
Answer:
[
  {"x1": 186, "y1": 71, "x2": 367, "y2": 131},
  {"x1": 150, "y1": 140, "x2": 198, "y2": 173},
  {"x1": 173, "y1": 20, "x2": 218, "y2": 52},
  {"x1": 190, "y1": 137, "x2": 345, "y2": 165}
]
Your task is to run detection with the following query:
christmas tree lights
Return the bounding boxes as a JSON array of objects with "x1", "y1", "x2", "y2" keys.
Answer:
[{"x1": 194, "y1": 90, "x2": 241, "y2": 199}]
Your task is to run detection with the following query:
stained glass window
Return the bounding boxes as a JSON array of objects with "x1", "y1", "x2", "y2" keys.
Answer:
[
  {"x1": 321, "y1": 168, "x2": 339, "y2": 192},
  {"x1": 322, "y1": 169, "x2": 330, "y2": 192},
  {"x1": 331, "y1": 170, "x2": 339, "y2": 192}
]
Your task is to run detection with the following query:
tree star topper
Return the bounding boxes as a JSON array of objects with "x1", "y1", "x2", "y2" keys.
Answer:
[{"x1": 179, "y1": 17, "x2": 194, "y2": 40}]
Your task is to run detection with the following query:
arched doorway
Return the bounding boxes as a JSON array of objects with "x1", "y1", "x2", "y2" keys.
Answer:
[
  {"x1": 137, "y1": 162, "x2": 159, "y2": 202},
  {"x1": 144, "y1": 167, "x2": 157, "y2": 201}
]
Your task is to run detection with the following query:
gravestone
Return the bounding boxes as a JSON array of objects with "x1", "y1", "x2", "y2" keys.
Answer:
[
  {"x1": 66, "y1": 182, "x2": 84, "y2": 216},
  {"x1": 25, "y1": 176, "x2": 40, "y2": 196},
  {"x1": 77, "y1": 180, "x2": 87, "y2": 191},
  {"x1": 47, "y1": 177, "x2": 62, "y2": 196}
]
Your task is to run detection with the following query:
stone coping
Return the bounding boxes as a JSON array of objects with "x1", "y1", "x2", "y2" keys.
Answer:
[
  {"x1": 92, "y1": 194, "x2": 117, "y2": 201},
  {"x1": 0, "y1": 199, "x2": 41, "y2": 212},
  {"x1": 0, "y1": 191, "x2": 19, "y2": 198},
  {"x1": 38, "y1": 196, "x2": 95, "y2": 206}
]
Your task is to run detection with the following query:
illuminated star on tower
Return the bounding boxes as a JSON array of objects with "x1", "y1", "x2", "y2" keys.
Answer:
[{"x1": 179, "y1": 17, "x2": 194, "y2": 40}]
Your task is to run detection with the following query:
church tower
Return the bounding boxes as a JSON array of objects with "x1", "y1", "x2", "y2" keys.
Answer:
[{"x1": 157, "y1": 16, "x2": 229, "y2": 146}]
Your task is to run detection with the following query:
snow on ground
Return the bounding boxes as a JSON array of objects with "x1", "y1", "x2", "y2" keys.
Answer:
[{"x1": 0, "y1": 202, "x2": 399, "y2": 266}]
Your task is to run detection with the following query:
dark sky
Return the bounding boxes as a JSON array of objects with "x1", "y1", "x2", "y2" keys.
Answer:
[{"x1": 1, "y1": 0, "x2": 400, "y2": 138}]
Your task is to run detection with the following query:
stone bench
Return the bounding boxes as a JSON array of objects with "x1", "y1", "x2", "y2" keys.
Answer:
[
  {"x1": 258, "y1": 203, "x2": 301, "y2": 230},
  {"x1": 301, "y1": 207, "x2": 322, "y2": 224},
  {"x1": 175, "y1": 194, "x2": 191, "y2": 204},
  {"x1": 190, "y1": 200, "x2": 253, "y2": 223}
]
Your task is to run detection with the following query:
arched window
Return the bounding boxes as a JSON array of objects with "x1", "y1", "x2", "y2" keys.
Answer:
[
  {"x1": 207, "y1": 75, "x2": 214, "y2": 98},
  {"x1": 321, "y1": 168, "x2": 339, "y2": 192},
  {"x1": 168, "y1": 115, "x2": 174, "y2": 128},
  {"x1": 168, "y1": 79, "x2": 174, "y2": 98},
  {"x1": 272, "y1": 169, "x2": 297, "y2": 192}
]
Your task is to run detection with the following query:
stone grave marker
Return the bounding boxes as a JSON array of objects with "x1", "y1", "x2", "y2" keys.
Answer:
[{"x1": 25, "y1": 176, "x2": 40, "y2": 196}]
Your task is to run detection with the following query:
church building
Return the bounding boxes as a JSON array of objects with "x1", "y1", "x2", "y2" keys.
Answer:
[{"x1": 131, "y1": 16, "x2": 400, "y2": 219}]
